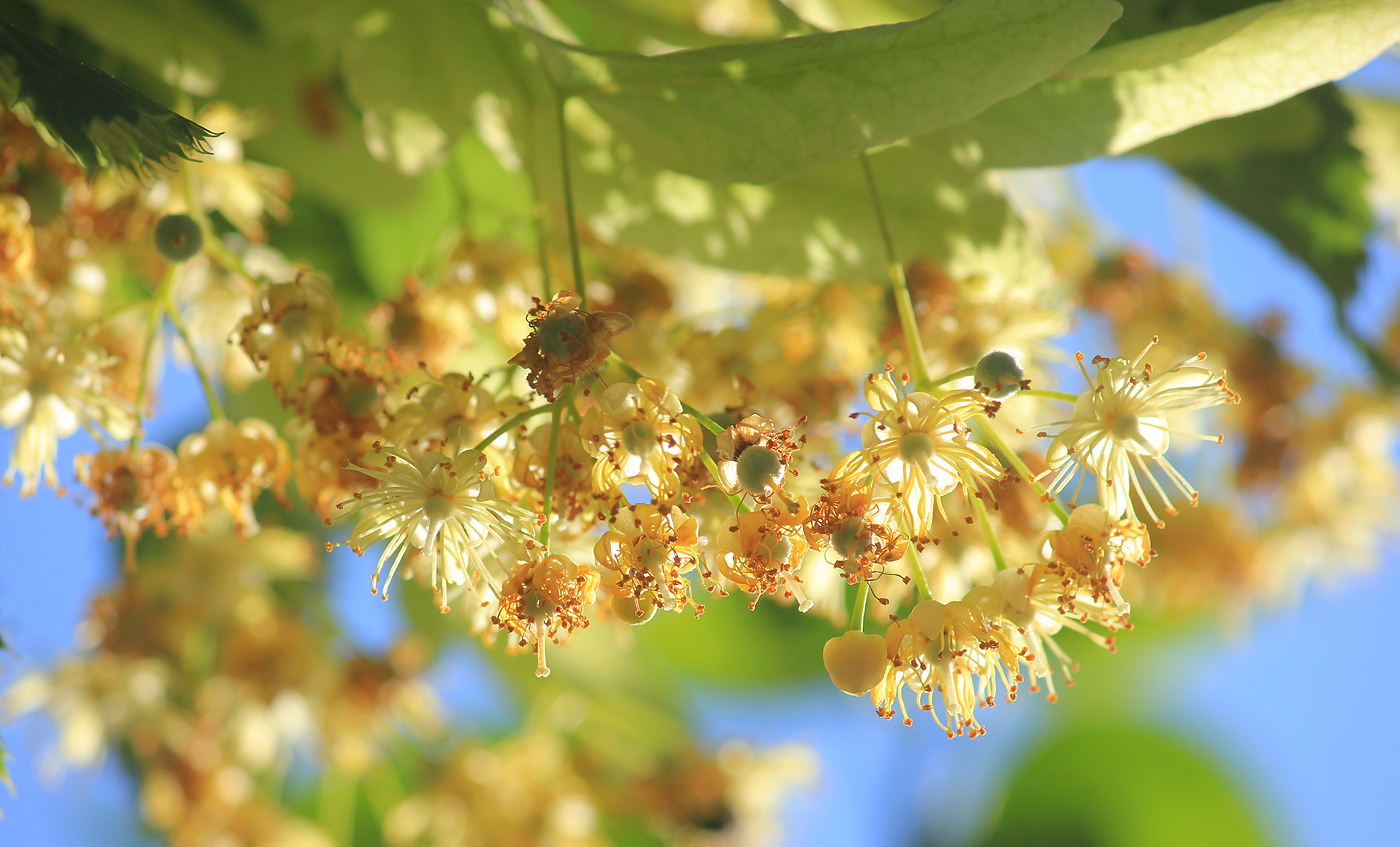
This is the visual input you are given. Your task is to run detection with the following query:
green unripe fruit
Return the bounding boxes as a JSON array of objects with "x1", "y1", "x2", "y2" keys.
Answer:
[
  {"x1": 611, "y1": 593, "x2": 658, "y2": 625},
  {"x1": 974, "y1": 350, "x2": 1025, "y2": 400},
  {"x1": 153, "y1": 213, "x2": 204, "y2": 262}
]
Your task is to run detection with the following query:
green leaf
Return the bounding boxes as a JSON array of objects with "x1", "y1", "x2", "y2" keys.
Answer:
[
  {"x1": 510, "y1": 0, "x2": 1123, "y2": 183},
  {"x1": 1152, "y1": 86, "x2": 1370, "y2": 305},
  {"x1": 568, "y1": 128, "x2": 1049, "y2": 283},
  {"x1": 0, "y1": 18, "x2": 214, "y2": 174},
  {"x1": 35, "y1": 0, "x2": 418, "y2": 209},
  {"x1": 974, "y1": 723, "x2": 1277, "y2": 847},
  {"x1": 927, "y1": 0, "x2": 1400, "y2": 168}
]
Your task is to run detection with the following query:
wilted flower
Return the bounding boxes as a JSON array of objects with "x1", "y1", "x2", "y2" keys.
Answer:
[{"x1": 509, "y1": 289, "x2": 632, "y2": 401}]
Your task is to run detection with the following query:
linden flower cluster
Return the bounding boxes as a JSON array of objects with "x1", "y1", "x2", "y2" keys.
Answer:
[{"x1": 25, "y1": 78, "x2": 1394, "y2": 755}]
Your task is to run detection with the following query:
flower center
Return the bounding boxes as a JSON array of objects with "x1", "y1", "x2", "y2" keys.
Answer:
[
  {"x1": 735, "y1": 445, "x2": 783, "y2": 495},
  {"x1": 898, "y1": 431, "x2": 936, "y2": 466},
  {"x1": 755, "y1": 533, "x2": 792, "y2": 565},
  {"x1": 280, "y1": 306, "x2": 311, "y2": 342},
  {"x1": 831, "y1": 516, "x2": 871, "y2": 559},
  {"x1": 537, "y1": 311, "x2": 587, "y2": 360},
  {"x1": 522, "y1": 587, "x2": 556, "y2": 620},
  {"x1": 621, "y1": 419, "x2": 657, "y2": 455},
  {"x1": 1110, "y1": 411, "x2": 1140, "y2": 441},
  {"x1": 423, "y1": 493, "x2": 456, "y2": 523}
]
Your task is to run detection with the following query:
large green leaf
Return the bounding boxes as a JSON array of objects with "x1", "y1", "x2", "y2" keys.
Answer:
[
  {"x1": 0, "y1": 18, "x2": 214, "y2": 174},
  {"x1": 510, "y1": 0, "x2": 1123, "y2": 183},
  {"x1": 568, "y1": 127, "x2": 1048, "y2": 283},
  {"x1": 927, "y1": 0, "x2": 1400, "y2": 168},
  {"x1": 973, "y1": 724, "x2": 1277, "y2": 847},
  {"x1": 1151, "y1": 86, "x2": 1371, "y2": 305}
]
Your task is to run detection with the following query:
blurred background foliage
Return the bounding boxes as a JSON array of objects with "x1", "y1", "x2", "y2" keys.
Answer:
[{"x1": 0, "y1": 0, "x2": 1398, "y2": 845}]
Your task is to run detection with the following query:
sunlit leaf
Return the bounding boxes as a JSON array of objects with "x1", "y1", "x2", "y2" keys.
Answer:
[
  {"x1": 568, "y1": 128, "x2": 1049, "y2": 283},
  {"x1": 927, "y1": 0, "x2": 1400, "y2": 168},
  {"x1": 508, "y1": 0, "x2": 1123, "y2": 183}
]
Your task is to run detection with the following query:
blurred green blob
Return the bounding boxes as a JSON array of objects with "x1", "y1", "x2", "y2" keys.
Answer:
[
  {"x1": 974, "y1": 723, "x2": 1276, "y2": 847},
  {"x1": 637, "y1": 593, "x2": 836, "y2": 686}
]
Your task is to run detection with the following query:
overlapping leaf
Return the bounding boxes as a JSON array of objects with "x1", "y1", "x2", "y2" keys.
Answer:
[
  {"x1": 925, "y1": 0, "x2": 1400, "y2": 167},
  {"x1": 508, "y1": 0, "x2": 1123, "y2": 183}
]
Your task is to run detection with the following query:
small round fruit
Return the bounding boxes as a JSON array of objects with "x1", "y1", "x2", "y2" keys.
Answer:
[
  {"x1": 974, "y1": 350, "x2": 1025, "y2": 400},
  {"x1": 611, "y1": 593, "x2": 658, "y2": 625},
  {"x1": 153, "y1": 213, "x2": 204, "y2": 262},
  {"x1": 822, "y1": 630, "x2": 889, "y2": 696}
]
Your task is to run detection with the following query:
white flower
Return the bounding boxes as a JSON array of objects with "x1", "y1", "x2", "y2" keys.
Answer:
[
  {"x1": 333, "y1": 444, "x2": 535, "y2": 610},
  {"x1": 1036, "y1": 338, "x2": 1238, "y2": 526},
  {"x1": 0, "y1": 329, "x2": 133, "y2": 495}
]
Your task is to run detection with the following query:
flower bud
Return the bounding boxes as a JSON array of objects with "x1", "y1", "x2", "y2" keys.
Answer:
[
  {"x1": 974, "y1": 350, "x2": 1025, "y2": 400},
  {"x1": 822, "y1": 631, "x2": 888, "y2": 696}
]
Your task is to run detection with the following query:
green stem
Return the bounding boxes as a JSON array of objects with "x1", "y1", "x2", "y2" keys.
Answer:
[
  {"x1": 859, "y1": 150, "x2": 931, "y2": 390},
  {"x1": 540, "y1": 403, "x2": 563, "y2": 546},
  {"x1": 473, "y1": 403, "x2": 554, "y2": 453},
  {"x1": 927, "y1": 365, "x2": 975, "y2": 390},
  {"x1": 905, "y1": 538, "x2": 932, "y2": 602},
  {"x1": 699, "y1": 450, "x2": 747, "y2": 512},
  {"x1": 849, "y1": 581, "x2": 869, "y2": 632},
  {"x1": 129, "y1": 305, "x2": 161, "y2": 449},
  {"x1": 523, "y1": 103, "x2": 555, "y2": 300},
  {"x1": 973, "y1": 419, "x2": 1069, "y2": 525},
  {"x1": 555, "y1": 95, "x2": 587, "y2": 307},
  {"x1": 971, "y1": 492, "x2": 1007, "y2": 571},
  {"x1": 167, "y1": 306, "x2": 225, "y2": 420},
  {"x1": 1021, "y1": 388, "x2": 1079, "y2": 403}
]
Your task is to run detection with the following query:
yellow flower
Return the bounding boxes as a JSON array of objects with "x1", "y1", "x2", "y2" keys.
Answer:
[
  {"x1": 0, "y1": 329, "x2": 133, "y2": 495},
  {"x1": 236, "y1": 274, "x2": 340, "y2": 398},
  {"x1": 805, "y1": 477, "x2": 909, "y2": 586},
  {"x1": 989, "y1": 561, "x2": 1127, "y2": 703},
  {"x1": 844, "y1": 372, "x2": 1002, "y2": 541},
  {"x1": 1042, "y1": 503, "x2": 1151, "y2": 616},
  {"x1": 872, "y1": 599, "x2": 1020, "y2": 737},
  {"x1": 333, "y1": 444, "x2": 535, "y2": 610},
  {"x1": 177, "y1": 418, "x2": 291, "y2": 535},
  {"x1": 715, "y1": 503, "x2": 811, "y2": 611},
  {"x1": 714, "y1": 413, "x2": 806, "y2": 510},
  {"x1": 1037, "y1": 338, "x2": 1239, "y2": 526},
  {"x1": 494, "y1": 549, "x2": 600, "y2": 678},
  {"x1": 580, "y1": 377, "x2": 703, "y2": 508},
  {"x1": 594, "y1": 503, "x2": 705, "y2": 617}
]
